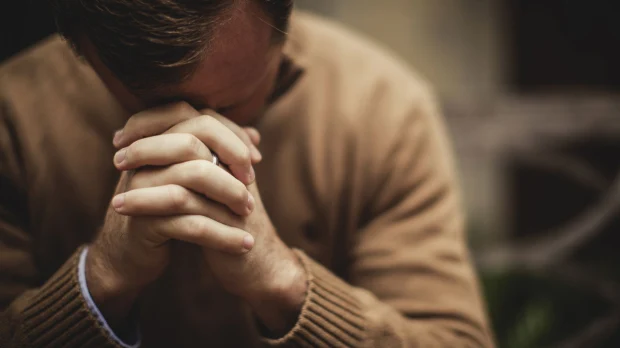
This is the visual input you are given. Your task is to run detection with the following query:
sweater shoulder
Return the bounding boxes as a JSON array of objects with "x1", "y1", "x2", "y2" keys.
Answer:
[{"x1": 288, "y1": 11, "x2": 438, "y2": 132}]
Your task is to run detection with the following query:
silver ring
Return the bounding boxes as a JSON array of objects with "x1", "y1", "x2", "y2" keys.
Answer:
[{"x1": 211, "y1": 152, "x2": 219, "y2": 166}]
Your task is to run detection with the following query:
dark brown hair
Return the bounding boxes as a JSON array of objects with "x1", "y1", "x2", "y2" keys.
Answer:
[{"x1": 51, "y1": 0, "x2": 293, "y2": 93}]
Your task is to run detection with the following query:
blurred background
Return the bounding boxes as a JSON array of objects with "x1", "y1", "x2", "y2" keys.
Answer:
[
  {"x1": 293, "y1": 2, "x2": 620, "y2": 346},
  {"x1": 2, "y1": 0, "x2": 619, "y2": 346}
]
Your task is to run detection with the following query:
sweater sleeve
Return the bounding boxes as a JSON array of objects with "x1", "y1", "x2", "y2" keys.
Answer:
[
  {"x1": 78, "y1": 248, "x2": 141, "y2": 348},
  {"x1": 261, "y1": 87, "x2": 494, "y2": 347},
  {"x1": 0, "y1": 103, "x2": 131, "y2": 348}
]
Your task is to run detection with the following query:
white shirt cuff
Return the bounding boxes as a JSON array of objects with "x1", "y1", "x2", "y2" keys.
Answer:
[{"x1": 78, "y1": 247, "x2": 141, "y2": 348}]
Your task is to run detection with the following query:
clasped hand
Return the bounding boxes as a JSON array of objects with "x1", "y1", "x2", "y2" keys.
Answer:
[{"x1": 87, "y1": 102, "x2": 307, "y2": 334}]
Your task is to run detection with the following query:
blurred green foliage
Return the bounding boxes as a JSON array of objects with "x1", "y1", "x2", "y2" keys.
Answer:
[{"x1": 481, "y1": 270, "x2": 617, "y2": 347}]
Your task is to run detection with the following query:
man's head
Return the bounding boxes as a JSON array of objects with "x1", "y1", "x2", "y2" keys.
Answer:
[{"x1": 51, "y1": 0, "x2": 294, "y2": 123}]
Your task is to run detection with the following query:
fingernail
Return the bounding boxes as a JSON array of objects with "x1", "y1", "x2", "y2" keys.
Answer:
[
  {"x1": 247, "y1": 192, "x2": 255, "y2": 212},
  {"x1": 112, "y1": 194, "x2": 125, "y2": 208},
  {"x1": 114, "y1": 149, "x2": 127, "y2": 165},
  {"x1": 113, "y1": 130, "x2": 124, "y2": 146},
  {"x1": 242, "y1": 234, "x2": 255, "y2": 252},
  {"x1": 248, "y1": 166, "x2": 256, "y2": 183}
]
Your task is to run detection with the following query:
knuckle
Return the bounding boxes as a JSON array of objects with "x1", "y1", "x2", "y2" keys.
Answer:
[
  {"x1": 199, "y1": 117, "x2": 219, "y2": 140},
  {"x1": 190, "y1": 115, "x2": 216, "y2": 140},
  {"x1": 186, "y1": 160, "x2": 213, "y2": 188},
  {"x1": 199, "y1": 114, "x2": 217, "y2": 124},
  {"x1": 208, "y1": 112, "x2": 226, "y2": 122},
  {"x1": 195, "y1": 159, "x2": 214, "y2": 176},
  {"x1": 237, "y1": 146, "x2": 251, "y2": 164},
  {"x1": 173, "y1": 101, "x2": 199, "y2": 117},
  {"x1": 240, "y1": 131, "x2": 252, "y2": 146},
  {"x1": 190, "y1": 218, "x2": 211, "y2": 241},
  {"x1": 167, "y1": 185, "x2": 189, "y2": 210},
  {"x1": 125, "y1": 119, "x2": 146, "y2": 141},
  {"x1": 233, "y1": 186, "x2": 249, "y2": 207},
  {"x1": 184, "y1": 134, "x2": 204, "y2": 157},
  {"x1": 195, "y1": 114, "x2": 216, "y2": 129},
  {"x1": 201, "y1": 114, "x2": 221, "y2": 129}
]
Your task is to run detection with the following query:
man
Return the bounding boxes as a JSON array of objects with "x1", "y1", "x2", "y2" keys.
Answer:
[{"x1": 0, "y1": 0, "x2": 493, "y2": 347}]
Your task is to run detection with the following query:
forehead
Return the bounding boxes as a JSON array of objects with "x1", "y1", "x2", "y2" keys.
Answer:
[{"x1": 172, "y1": 1, "x2": 277, "y2": 102}]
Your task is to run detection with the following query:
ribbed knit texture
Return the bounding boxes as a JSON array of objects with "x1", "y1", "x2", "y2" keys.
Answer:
[
  {"x1": 263, "y1": 250, "x2": 368, "y2": 347},
  {"x1": 0, "y1": 10, "x2": 494, "y2": 347},
  {"x1": 21, "y1": 248, "x2": 120, "y2": 348}
]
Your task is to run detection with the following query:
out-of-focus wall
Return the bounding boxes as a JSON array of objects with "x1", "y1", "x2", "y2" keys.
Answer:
[{"x1": 296, "y1": 0, "x2": 506, "y2": 111}]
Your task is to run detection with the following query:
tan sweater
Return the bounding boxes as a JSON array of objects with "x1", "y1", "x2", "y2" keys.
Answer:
[{"x1": 0, "y1": 11, "x2": 493, "y2": 348}]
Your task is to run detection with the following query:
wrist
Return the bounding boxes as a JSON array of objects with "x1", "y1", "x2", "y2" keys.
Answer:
[
  {"x1": 247, "y1": 249, "x2": 308, "y2": 335},
  {"x1": 85, "y1": 245, "x2": 143, "y2": 330}
]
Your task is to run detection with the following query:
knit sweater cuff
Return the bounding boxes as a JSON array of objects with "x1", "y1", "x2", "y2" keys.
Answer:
[
  {"x1": 262, "y1": 249, "x2": 368, "y2": 347},
  {"x1": 21, "y1": 246, "x2": 125, "y2": 348}
]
